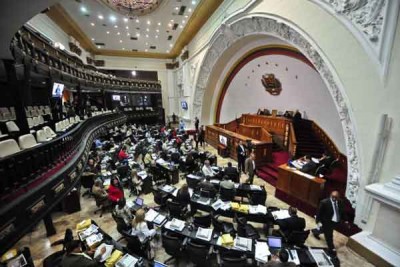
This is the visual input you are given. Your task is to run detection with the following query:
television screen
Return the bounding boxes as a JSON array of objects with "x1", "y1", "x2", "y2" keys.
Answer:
[
  {"x1": 52, "y1": 83, "x2": 64, "y2": 98},
  {"x1": 112, "y1": 95, "x2": 121, "y2": 101},
  {"x1": 181, "y1": 101, "x2": 188, "y2": 110},
  {"x1": 219, "y1": 135, "x2": 228, "y2": 146}
]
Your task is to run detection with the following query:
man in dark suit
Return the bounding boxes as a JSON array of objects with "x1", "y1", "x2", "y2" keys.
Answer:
[
  {"x1": 224, "y1": 162, "x2": 239, "y2": 182},
  {"x1": 300, "y1": 155, "x2": 317, "y2": 174},
  {"x1": 236, "y1": 140, "x2": 246, "y2": 173},
  {"x1": 62, "y1": 240, "x2": 105, "y2": 267},
  {"x1": 313, "y1": 191, "x2": 348, "y2": 255},
  {"x1": 245, "y1": 153, "x2": 256, "y2": 184},
  {"x1": 276, "y1": 207, "x2": 306, "y2": 237}
]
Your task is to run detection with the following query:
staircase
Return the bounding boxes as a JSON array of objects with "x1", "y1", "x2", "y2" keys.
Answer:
[
  {"x1": 293, "y1": 120, "x2": 325, "y2": 158},
  {"x1": 257, "y1": 151, "x2": 290, "y2": 186}
]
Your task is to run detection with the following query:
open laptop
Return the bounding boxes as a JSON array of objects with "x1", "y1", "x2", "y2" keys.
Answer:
[
  {"x1": 153, "y1": 260, "x2": 168, "y2": 267},
  {"x1": 132, "y1": 197, "x2": 144, "y2": 211},
  {"x1": 267, "y1": 236, "x2": 282, "y2": 253}
]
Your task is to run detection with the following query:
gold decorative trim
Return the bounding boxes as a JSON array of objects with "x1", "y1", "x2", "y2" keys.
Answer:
[{"x1": 46, "y1": 0, "x2": 223, "y2": 59}]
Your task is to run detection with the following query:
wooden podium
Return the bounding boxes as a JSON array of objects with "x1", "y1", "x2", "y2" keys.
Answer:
[
  {"x1": 277, "y1": 164, "x2": 325, "y2": 208},
  {"x1": 217, "y1": 144, "x2": 229, "y2": 158}
]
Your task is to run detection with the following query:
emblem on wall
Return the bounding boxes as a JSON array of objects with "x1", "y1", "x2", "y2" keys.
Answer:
[{"x1": 261, "y1": 74, "x2": 282, "y2": 95}]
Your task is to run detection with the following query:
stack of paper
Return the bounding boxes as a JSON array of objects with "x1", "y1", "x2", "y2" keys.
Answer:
[
  {"x1": 221, "y1": 234, "x2": 234, "y2": 247},
  {"x1": 249, "y1": 205, "x2": 267, "y2": 214},
  {"x1": 196, "y1": 227, "x2": 213, "y2": 241},
  {"x1": 153, "y1": 214, "x2": 167, "y2": 225},
  {"x1": 144, "y1": 209, "x2": 159, "y2": 222},
  {"x1": 309, "y1": 249, "x2": 333, "y2": 267},
  {"x1": 165, "y1": 218, "x2": 185, "y2": 231},
  {"x1": 116, "y1": 254, "x2": 139, "y2": 267},
  {"x1": 255, "y1": 241, "x2": 270, "y2": 263},
  {"x1": 94, "y1": 243, "x2": 114, "y2": 262},
  {"x1": 162, "y1": 184, "x2": 175, "y2": 193},
  {"x1": 234, "y1": 237, "x2": 252, "y2": 251},
  {"x1": 212, "y1": 199, "x2": 224, "y2": 210},
  {"x1": 79, "y1": 224, "x2": 99, "y2": 240},
  {"x1": 250, "y1": 184, "x2": 262, "y2": 191},
  {"x1": 86, "y1": 233, "x2": 103, "y2": 248},
  {"x1": 272, "y1": 209, "x2": 291, "y2": 220},
  {"x1": 288, "y1": 249, "x2": 300, "y2": 265}
]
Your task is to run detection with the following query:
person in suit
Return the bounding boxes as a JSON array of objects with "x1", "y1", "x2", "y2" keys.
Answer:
[
  {"x1": 224, "y1": 162, "x2": 239, "y2": 182},
  {"x1": 196, "y1": 176, "x2": 217, "y2": 196},
  {"x1": 262, "y1": 249, "x2": 296, "y2": 267},
  {"x1": 176, "y1": 183, "x2": 191, "y2": 207},
  {"x1": 236, "y1": 140, "x2": 246, "y2": 173},
  {"x1": 313, "y1": 191, "x2": 348, "y2": 255},
  {"x1": 276, "y1": 207, "x2": 306, "y2": 237},
  {"x1": 62, "y1": 240, "x2": 105, "y2": 267},
  {"x1": 198, "y1": 125, "x2": 205, "y2": 149},
  {"x1": 299, "y1": 155, "x2": 317, "y2": 174},
  {"x1": 245, "y1": 153, "x2": 256, "y2": 184},
  {"x1": 220, "y1": 175, "x2": 235, "y2": 190},
  {"x1": 194, "y1": 117, "x2": 199, "y2": 132}
]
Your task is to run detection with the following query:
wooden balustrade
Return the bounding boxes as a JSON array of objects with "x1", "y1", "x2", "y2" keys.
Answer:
[{"x1": 288, "y1": 123, "x2": 297, "y2": 157}]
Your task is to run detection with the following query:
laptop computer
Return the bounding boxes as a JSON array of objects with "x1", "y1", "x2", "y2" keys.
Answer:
[
  {"x1": 153, "y1": 260, "x2": 168, "y2": 267},
  {"x1": 132, "y1": 197, "x2": 144, "y2": 211},
  {"x1": 267, "y1": 236, "x2": 282, "y2": 253}
]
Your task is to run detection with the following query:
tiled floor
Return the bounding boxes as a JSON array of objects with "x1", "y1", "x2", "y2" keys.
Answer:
[{"x1": 15, "y1": 144, "x2": 373, "y2": 267}]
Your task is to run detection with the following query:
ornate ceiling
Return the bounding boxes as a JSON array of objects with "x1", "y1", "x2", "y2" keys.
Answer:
[{"x1": 100, "y1": 0, "x2": 163, "y2": 17}]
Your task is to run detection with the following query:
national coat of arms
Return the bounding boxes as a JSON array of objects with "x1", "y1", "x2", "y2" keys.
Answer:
[{"x1": 261, "y1": 74, "x2": 282, "y2": 95}]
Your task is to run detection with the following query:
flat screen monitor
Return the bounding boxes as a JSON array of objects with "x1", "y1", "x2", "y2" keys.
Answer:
[
  {"x1": 112, "y1": 95, "x2": 121, "y2": 101},
  {"x1": 219, "y1": 135, "x2": 228, "y2": 146},
  {"x1": 52, "y1": 82, "x2": 64, "y2": 98},
  {"x1": 135, "y1": 197, "x2": 144, "y2": 206},
  {"x1": 153, "y1": 261, "x2": 168, "y2": 267},
  {"x1": 267, "y1": 236, "x2": 282, "y2": 249},
  {"x1": 181, "y1": 101, "x2": 188, "y2": 110}
]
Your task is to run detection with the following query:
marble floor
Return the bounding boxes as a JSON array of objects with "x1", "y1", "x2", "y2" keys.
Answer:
[{"x1": 15, "y1": 144, "x2": 374, "y2": 267}]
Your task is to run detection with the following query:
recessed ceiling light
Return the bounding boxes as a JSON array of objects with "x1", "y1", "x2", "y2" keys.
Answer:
[
  {"x1": 170, "y1": 19, "x2": 174, "y2": 22},
  {"x1": 110, "y1": 15, "x2": 116, "y2": 22},
  {"x1": 98, "y1": 15, "x2": 104, "y2": 20},
  {"x1": 119, "y1": 40, "x2": 123, "y2": 43},
  {"x1": 179, "y1": 25, "x2": 183, "y2": 29},
  {"x1": 145, "y1": 42, "x2": 148, "y2": 45},
  {"x1": 127, "y1": 33, "x2": 130, "y2": 36},
  {"x1": 106, "y1": 31, "x2": 110, "y2": 34},
  {"x1": 80, "y1": 6, "x2": 87, "y2": 13},
  {"x1": 192, "y1": 0, "x2": 196, "y2": 5},
  {"x1": 182, "y1": 20, "x2": 186, "y2": 23},
  {"x1": 146, "y1": 28, "x2": 149, "y2": 32},
  {"x1": 114, "y1": 25, "x2": 118, "y2": 28},
  {"x1": 158, "y1": 22, "x2": 161, "y2": 26},
  {"x1": 188, "y1": 8, "x2": 192, "y2": 12},
  {"x1": 122, "y1": 48, "x2": 125, "y2": 50},
  {"x1": 185, "y1": 15, "x2": 188, "y2": 18},
  {"x1": 156, "y1": 29, "x2": 159, "y2": 33},
  {"x1": 117, "y1": 32, "x2": 120, "y2": 35},
  {"x1": 175, "y1": 6, "x2": 179, "y2": 10},
  {"x1": 123, "y1": 18, "x2": 128, "y2": 23},
  {"x1": 126, "y1": 26, "x2": 129, "y2": 30},
  {"x1": 166, "y1": 50, "x2": 170, "y2": 53},
  {"x1": 168, "y1": 23, "x2": 172, "y2": 27},
  {"x1": 136, "y1": 19, "x2": 140, "y2": 23},
  {"x1": 155, "y1": 35, "x2": 158, "y2": 38},
  {"x1": 147, "y1": 20, "x2": 151, "y2": 25},
  {"x1": 97, "y1": 46, "x2": 101, "y2": 49},
  {"x1": 136, "y1": 33, "x2": 140, "y2": 37},
  {"x1": 169, "y1": 43, "x2": 173, "y2": 47},
  {"x1": 90, "y1": 22, "x2": 95, "y2": 26},
  {"x1": 131, "y1": 70, "x2": 136, "y2": 76},
  {"x1": 91, "y1": 38, "x2": 95, "y2": 41},
  {"x1": 145, "y1": 49, "x2": 148, "y2": 52},
  {"x1": 146, "y1": 34, "x2": 149, "y2": 38}
]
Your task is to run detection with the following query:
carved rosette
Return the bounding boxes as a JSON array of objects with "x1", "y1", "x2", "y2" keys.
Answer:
[{"x1": 192, "y1": 16, "x2": 361, "y2": 206}]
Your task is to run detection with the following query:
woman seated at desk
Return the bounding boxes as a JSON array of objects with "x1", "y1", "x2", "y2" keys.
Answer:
[
  {"x1": 92, "y1": 179, "x2": 108, "y2": 203},
  {"x1": 108, "y1": 176, "x2": 124, "y2": 204},
  {"x1": 131, "y1": 209, "x2": 156, "y2": 243},
  {"x1": 130, "y1": 169, "x2": 143, "y2": 195}
]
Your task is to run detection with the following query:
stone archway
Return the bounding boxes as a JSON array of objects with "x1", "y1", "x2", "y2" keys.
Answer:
[{"x1": 192, "y1": 15, "x2": 361, "y2": 206}]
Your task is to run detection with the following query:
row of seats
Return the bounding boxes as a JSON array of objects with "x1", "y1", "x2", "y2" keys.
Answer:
[
  {"x1": 25, "y1": 105, "x2": 52, "y2": 118},
  {"x1": 28, "y1": 115, "x2": 48, "y2": 132},
  {"x1": 0, "y1": 126, "x2": 57, "y2": 158},
  {"x1": 55, "y1": 116, "x2": 81, "y2": 133},
  {"x1": 0, "y1": 107, "x2": 16, "y2": 122},
  {"x1": 123, "y1": 107, "x2": 154, "y2": 112},
  {"x1": 92, "y1": 110, "x2": 112, "y2": 116}
]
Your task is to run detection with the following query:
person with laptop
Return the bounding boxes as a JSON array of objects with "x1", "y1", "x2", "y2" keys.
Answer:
[{"x1": 262, "y1": 249, "x2": 296, "y2": 267}]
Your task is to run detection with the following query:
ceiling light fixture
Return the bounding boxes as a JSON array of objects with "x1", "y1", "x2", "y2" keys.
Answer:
[
  {"x1": 119, "y1": 40, "x2": 123, "y2": 43},
  {"x1": 131, "y1": 70, "x2": 137, "y2": 76},
  {"x1": 147, "y1": 20, "x2": 151, "y2": 25},
  {"x1": 136, "y1": 19, "x2": 140, "y2": 23},
  {"x1": 188, "y1": 8, "x2": 192, "y2": 12},
  {"x1": 117, "y1": 32, "x2": 121, "y2": 35},
  {"x1": 98, "y1": 15, "x2": 104, "y2": 20},
  {"x1": 145, "y1": 49, "x2": 148, "y2": 52},
  {"x1": 145, "y1": 34, "x2": 149, "y2": 38},
  {"x1": 110, "y1": 15, "x2": 117, "y2": 22},
  {"x1": 91, "y1": 38, "x2": 95, "y2": 41},
  {"x1": 123, "y1": 18, "x2": 128, "y2": 22},
  {"x1": 155, "y1": 35, "x2": 158, "y2": 38},
  {"x1": 136, "y1": 33, "x2": 140, "y2": 37},
  {"x1": 145, "y1": 42, "x2": 148, "y2": 45},
  {"x1": 114, "y1": 25, "x2": 118, "y2": 28},
  {"x1": 185, "y1": 15, "x2": 188, "y2": 18},
  {"x1": 146, "y1": 28, "x2": 149, "y2": 32},
  {"x1": 156, "y1": 29, "x2": 159, "y2": 32},
  {"x1": 175, "y1": 6, "x2": 179, "y2": 10},
  {"x1": 168, "y1": 23, "x2": 172, "y2": 27},
  {"x1": 106, "y1": 31, "x2": 110, "y2": 34},
  {"x1": 90, "y1": 22, "x2": 95, "y2": 26},
  {"x1": 182, "y1": 20, "x2": 186, "y2": 23},
  {"x1": 158, "y1": 22, "x2": 161, "y2": 26},
  {"x1": 126, "y1": 26, "x2": 129, "y2": 29},
  {"x1": 80, "y1": 6, "x2": 87, "y2": 13},
  {"x1": 169, "y1": 43, "x2": 173, "y2": 47},
  {"x1": 192, "y1": 0, "x2": 196, "y2": 5},
  {"x1": 122, "y1": 48, "x2": 125, "y2": 50},
  {"x1": 179, "y1": 25, "x2": 183, "y2": 29},
  {"x1": 166, "y1": 50, "x2": 170, "y2": 53},
  {"x1": 127, "y1": 33, "x2": 130, "y2": 36}
]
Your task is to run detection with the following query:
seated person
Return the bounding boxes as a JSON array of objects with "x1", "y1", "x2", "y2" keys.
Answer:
[
  {"x1": 196, "y1": 176, "x2": 217, "y2": 197},
  {"x1": 62, "y1": 240, "x2": 106, "y2": 267},
  {"x1": 220, "y1": 175, "x2": 235, "y2": 190},
  {"x1": 185, "y1": 152, "x2": 196, "y2": 172},
  {"x1": 176, "y1": 183, "x2": 191, "y2": 208},
  {"x1": 299, "y1": 155, "x2": 317, "y2": 174},
  {"x1": 85, "y1": 158, "x2": 99, "y2": 175},
  {"x1": 114, "y1": 198, "x2": 134, "y2": 226},
  {"x1": 117, "y1": 146, "x2": 129, "y2": 161},
  {"x1": 262, "y1": 249, "x2": 296, "y2": 267},
  {"x1": 276, "y1": 207, "x2": 306, "y2": 237},
  {"x1": 143, "y1": 150, "x2": 153, "y2": 166},
  {"x1": 224, "y1": 162, "x2": 239, "y2": 182},
  {"x1": 94, "y1": 138, "x2": 103, "y2": 149},
  {"x1": 108, "y1": 177, "x2": 124, "y2": 204},
  {"x1": 202, "y1": 160, "x2": 216, "y2": 177},
  {"x1": 130, "y1": 169, "x2": 143, "y2": 193},
  {"x1": 92, "y1": 179, "x2": 108, "y2": 202},
  {"x1": 170, "y1": 151, "x2": 181, "y2": 164},
  {"x1": 283, "y1": 111, "x2": 293, "y2": 118},
  {"x1": 318, "y1": 151, "x2": 334, "y2": 167},
  {"x1": 131, "y1": 209, "x2": 156, "y2": 243}
]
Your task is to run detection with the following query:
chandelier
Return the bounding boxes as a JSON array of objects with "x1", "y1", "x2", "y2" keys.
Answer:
[{"x1": 100, "y1": 0, "x2": 162, "y2": 17}]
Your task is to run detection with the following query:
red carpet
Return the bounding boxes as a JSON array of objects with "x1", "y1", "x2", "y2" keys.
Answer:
[{"x1": 257, "y1": 151, "x2": 290, "y2": 186}]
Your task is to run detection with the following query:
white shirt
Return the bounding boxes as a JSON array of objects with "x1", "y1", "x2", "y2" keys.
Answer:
[
  {"x1": 131, "y1": 221, "x2": 156, "y2": 243},
  {"x1": 331, "y1": 198, "x2": 339, "y2": 222},
  {"x1": 252, "y1": 160, "x2": 255, "y2": 170},
  {"x1": 202, "y1": 165, "x2": 216, "y2": 177}
]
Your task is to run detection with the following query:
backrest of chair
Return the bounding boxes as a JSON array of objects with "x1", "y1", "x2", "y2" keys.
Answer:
[
  {"x1": 167, "y1": 200, "x2": 183, "y2": 218},
  {"x1": 287, "y1": 230, "x2": 310, "y2": 247},
  {"x1": 111, "y1": 211, "x2": 130, "y2": 233},
  {"x1": 18, "y1": 134, "x2": 37, "y2": 150},
  {"x1": 27, "y1": 117, "x2": 34, "y2": 128},
  {"x1": 0, "y1": 139, "x2": 21, "y2": 158},
  {"x1": 162, "y1": 232, "x2": 182, "y2": 256},
  {"x1": 186, "y1": 176, "x2": 201, "y2": 188},
  {"x1": 38, "y1": 115, "x2": 44, "y2": 124},
  {"x1": 6, "y1": 121, "x2": 19, "y2": 132},
  {"x1": 220, "y1": 187, "x2": 236, "y2": 201},
  {"x1": 32, "y1": 116, "x2": 39, "y2": 126},
  {"x1": 36, "y1": 130, "x2": 47, "y2": 142},
  {"x1": 193, "y1": 214, "x2": 211, "y2": 228},
  {"x1": 187, "y1": 239, "x2": 209, "y2": 264},
  {"x1": 43, "y1": 126, "x2": 54, "y2": 138},
  {"x1": 250, "y1": 191, "x2": 267, "y2": 206},
  {"x1": 221, "y1": 253, "x2": 248, "y2": 267}
]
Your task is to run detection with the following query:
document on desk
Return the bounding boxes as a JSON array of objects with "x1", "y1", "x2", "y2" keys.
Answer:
[
  {"x1": 103, "y1": 178, "x2": 111, "y2": 186},
  {"x1": 249, "y1": 205, "x2": 267, "y2": 214},
  {"x1": 86, "y1": 233, "x2": 103, "y2": 247},
  {"x1": 255, "y1": 241, "x2": 270, "y2": 263},
  {"x1": 79, "y1": 224, "x2": 99, "y2": 240},
  {"x1": 94, "y1": 243, "x2": 114, "y2": 262},
  {"x1": 145, "y1": 209, "x2": 159, "y2": 222},
  {"x1": 212, "y1": 199, "x2": 224, "y2": 210},
  {"x1": 156, "y1": 158, "x2": 166, "y2": 165},
  {"x1": 288, "y1": 249, "x2": 300, "y2": 265},
  {"x1": 138, "y1": 171, "x2": 148, "y2": 179},
  {"x1": 153, "y1": 214, "x2": 167, "y2": 225},
  {"x1": 196, "y1": 227, "x2": 213, "y2": 241},
  {"x1": 187, "y1": 174, "x2": 202, "y2": 179},
  {"x1": 271, "y1": 209, "x2": 290, "y2": 220},
  {"x1": 234, "y1": 183, "x2": 240, "y2": 189},
  {"x1": 197, "y1": 197, "x2": 211, "y2": 205},
  {"x1": 210, "y1": 179, "x2": 220, "y2": 184},
  {"x1": 234, "y1": 237, "x2": 252, "y2": 251},
  {"x1": 165, "y1": 218, "x2": 185, "y2": 232},
  {"x1": 309, "y1": 249, "x2": 334, "y2": 267},
  {"x1": 312, "y1": 157, "x2": 320, "y2": 164},
  {"x1": 116, "y1": 254, "x2": 139, "y2": 267},
  {"x1": 250, "y1": 184, "x2": 262, "y2": 191},
  {"x1": 161, "y1": 184, "x2": 175, "y2": 193}
]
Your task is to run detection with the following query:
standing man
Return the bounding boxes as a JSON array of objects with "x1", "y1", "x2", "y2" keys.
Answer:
[
  {"x1": 313, "y1": 191, "x2": 348, "y2": 256},
  {"x1": 198, "y1": 125, "x2": 205, "y2": 149},
  {"x1": 236, "y1": 140, "x2": 246, "y2": 174},
  {"x1": 194, "y1": 117, "x2": 200, "y2": 132},
  {"x1": 245, "y1": 153, "x2": 256, "y2": 184}
]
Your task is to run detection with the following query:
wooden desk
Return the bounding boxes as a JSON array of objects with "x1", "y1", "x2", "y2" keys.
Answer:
[{"x1": 276, "y1": 164, "x2": 325, "y2": 208}]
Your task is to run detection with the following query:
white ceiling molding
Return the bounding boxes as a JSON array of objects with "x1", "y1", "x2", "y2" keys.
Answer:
[{"x1": 309, "y1": 0, "x2": 400, "y2": 81}]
